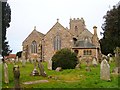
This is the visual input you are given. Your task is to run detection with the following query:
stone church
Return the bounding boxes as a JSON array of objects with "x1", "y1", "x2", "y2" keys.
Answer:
[{"x1": 22, "y1": 18, "x2": 101, "y2": 62}]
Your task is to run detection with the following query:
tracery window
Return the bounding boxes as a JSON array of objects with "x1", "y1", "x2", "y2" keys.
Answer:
[
  {"x1": 54, "y1": 35, "x2": 61, "y2": 50},
  {"x1": 31, "y1": 41, "x2": 37, "y2": 53}
]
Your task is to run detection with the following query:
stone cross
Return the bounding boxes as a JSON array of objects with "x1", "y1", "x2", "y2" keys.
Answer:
[
  {"x1": 13, "y1": 65, "x2": 20, "y2": 89},
  {"x1": 100, "y1": 59, "x2": 110, "y2": 81},
  {"x1": 4, "y1": 62, "x2": 9, "y2": 84},
  {"x1": 38, "y1": 61, "x2": 47, "y2": 77}
]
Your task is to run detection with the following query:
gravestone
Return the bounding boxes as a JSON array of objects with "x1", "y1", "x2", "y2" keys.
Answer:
[
  {"x1": 4, "y1": 62, "x2": 9, "y2": 84},
  {"x1": 48, "y1": 59, "x2": 52, "y2": 70},
  {"x1": 16, "y1": 56, "x2": 19, "y2": 63},
  {"x1": 13, "y1": 65, "x2": 20, "y2": 89},
  {"x1": 75, "y1": 56, "x2": 81, "y2": 69},
  {"x1": 100, "y1": 59, "x2": 111, "y2": 81},
  {"x1": 55, "y1": 67, "x2": 62, "y2": 72},
  {"x1": 38, "y1": 61, "x2": 47, "y2": 77},
  {"x1": 109, "y1": 57, "x2": 114, "y2": 63},
  {"x1": 92, "y1": 57, "x2": 98, "y2": 67},
  {"x1": 22, "y1": 51, "x2": 26, "y2": 67}
]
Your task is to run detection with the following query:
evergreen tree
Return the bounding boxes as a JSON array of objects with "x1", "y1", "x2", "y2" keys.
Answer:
[
  {"x1": 100, "y1": 2, "x2": 120, "y2": 55},
  {"x1": 2, "y1": 2, "x2": 12, "y2": 58}
]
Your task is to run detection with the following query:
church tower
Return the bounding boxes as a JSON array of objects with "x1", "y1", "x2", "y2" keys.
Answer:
[{"x1": 69, "y1": 18, "x2": 86, "y2": 37}]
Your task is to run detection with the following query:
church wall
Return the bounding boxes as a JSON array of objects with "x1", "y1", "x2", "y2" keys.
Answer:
[{"x1": 44, "y1": 23, "x2": 73, "y2": 62}]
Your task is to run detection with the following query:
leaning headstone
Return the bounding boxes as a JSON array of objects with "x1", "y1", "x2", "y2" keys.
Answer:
[
  {"x1": 92, "y1": 57, "x2": 98, "y2": 67},
  {"x1": 13, "y1": 65, "x2": 20, "y2": 89},
  {"x1": 55, "y1": 67, "x2": 62, "y2": 72},
  {"x1": 48, "y1": 59, "x2": 52, "y2": 70},
  {"x1": 100, "y1": 59, "x2": 111, "y2": 81},
  {"x1": 38, "y1": 61, "x2": 47, "y2": 77},
  {"x1": 4, "y1": 62, "x2": 9, "y2": 84}
]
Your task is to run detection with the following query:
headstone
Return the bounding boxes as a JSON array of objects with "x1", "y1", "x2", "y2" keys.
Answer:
[
  {"x1": 75, "y1": 63, "x2": 81, "y2": 69},
  {"x1": 86, "y1": 58, "x2": 90, "y2": 67},
  {"x1": 22, "y1": 51, "x2": 26, "y2": 67},
  {"x1": 48, "y1": 59, "x2": 52, "y2": 70},
  {"x1": 109, "y1": 57, "x2": 114, "y2": 63},
  {"x1": 92, "y1": 57, "x2": 98, "y2": 67},
  {"x1": 55, "y1": 67, "x2": 62, "y2": 72},
  {"x1": 16, "y1": 56, "x2": 19, "y2": 63},
  {"x1": 22, "y1": 59, "x2": 26, "y2": 67},
  {"x1": 38, "y1": 61, "x2": 47, "y2": 77},
  {"x1": 13, "y1": 65, "x2": 20, "y2": 89},
  {"x1": 4, "y1": 62, "x2": 9, "y2": 84},
  {"x1": 100, "y1": 59, "x2": 111, "y2": 81}
]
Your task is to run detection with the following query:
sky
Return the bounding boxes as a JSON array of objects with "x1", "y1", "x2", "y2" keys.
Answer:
[{"x1": 6, "y1": 0, "x2": 119, "y2": 54}]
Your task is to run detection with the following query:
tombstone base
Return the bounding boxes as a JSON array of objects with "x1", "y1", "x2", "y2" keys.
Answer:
[{"x1": 31, "y1": 69, "x2": 39, "y2": 76}]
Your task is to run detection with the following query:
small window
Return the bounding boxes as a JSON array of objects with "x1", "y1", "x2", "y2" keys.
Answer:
[{"x1": 83, "y1": 50, "x2": 92, "y2": 55}]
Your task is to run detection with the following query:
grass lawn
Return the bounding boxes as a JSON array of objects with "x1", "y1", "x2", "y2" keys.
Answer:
[{"x1": 1, "y1": 60, "x2": 119, "y2": 89}]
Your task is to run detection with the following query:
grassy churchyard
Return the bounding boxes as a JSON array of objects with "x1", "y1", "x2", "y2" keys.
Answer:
[{"x1": 1, "y1": 59, "x2": 119, "y2": 89}]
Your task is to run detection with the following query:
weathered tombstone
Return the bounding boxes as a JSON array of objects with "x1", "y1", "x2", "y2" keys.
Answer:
[
  {"x1": 92, "y1": 57, "x2": 98, "y2": 67},
  {"x1": 38, "y1": 61, "x2": 47, "y2": 77},
  {"x1": 75, "y1": 56, "x2": 81, "y2": 69},
  {"x1": 16, "y1": 56, "x2": 19, "y2": 63},
  {"x1": 22, "y1": 51, "x2": 26, "y2": 67},
  {"x1": 100, "y1": 59, "x2": 111, "y2": 81},
  {"x1": 4, "y1": 62, "x2": 9, "y2": 84},
  {"x1": 48, "y1": 59, "x2": 52, "y2": 70},
  {"x1": 55, "y1": 67, "x2": 62, "y2": 72},
  {"x1": 13, "y1": 65, "x2": 20, "y2": 89},
  {"x1": 109, "y1": 57, "x2": 114, "y2": 63}
]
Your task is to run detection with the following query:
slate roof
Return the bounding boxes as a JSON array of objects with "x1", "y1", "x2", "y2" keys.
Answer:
[{"x1": 73, "y1": 40, "x2": 96, "y2": 49}]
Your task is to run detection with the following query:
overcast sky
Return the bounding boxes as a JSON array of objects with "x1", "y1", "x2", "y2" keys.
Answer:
[{"x1": 6, "y1": 0, "x2": 119, "y2": 54}]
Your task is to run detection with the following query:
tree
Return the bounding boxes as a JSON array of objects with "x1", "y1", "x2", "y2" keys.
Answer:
[
  {"x1": 2, "y1": 2, "x2": 12, "y2": 58},
  {"x1": 52, "y1": 48, "x2": 78, "y2": 70},
  {"x1": 100, "y1": 2, "x2": 120, "y2": 55},
  {"x1": 16, "y1": 51, "x2": 22, "y2": 58}
]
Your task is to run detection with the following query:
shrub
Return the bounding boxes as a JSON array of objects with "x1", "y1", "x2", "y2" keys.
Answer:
[{"x1": 52, "y1": 48, "x2": 78, "y2": 70}]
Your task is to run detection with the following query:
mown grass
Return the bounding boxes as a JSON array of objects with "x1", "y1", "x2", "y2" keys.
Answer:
[{"x1": 1, "y1": 60, "x2": 119, "y2": 89}]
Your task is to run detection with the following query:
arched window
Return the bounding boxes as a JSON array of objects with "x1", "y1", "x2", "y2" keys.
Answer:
[
  {"x1": 31, "y1": 41, "x2": 37, "y2": 53},
  {"x1": 54, "y1": 35, "x2": 61, "y2": 50}
]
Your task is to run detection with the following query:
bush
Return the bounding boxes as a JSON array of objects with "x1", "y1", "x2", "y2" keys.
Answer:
[{"x1": 52, "y1": 48, "x2": 78, "y2": 70}]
